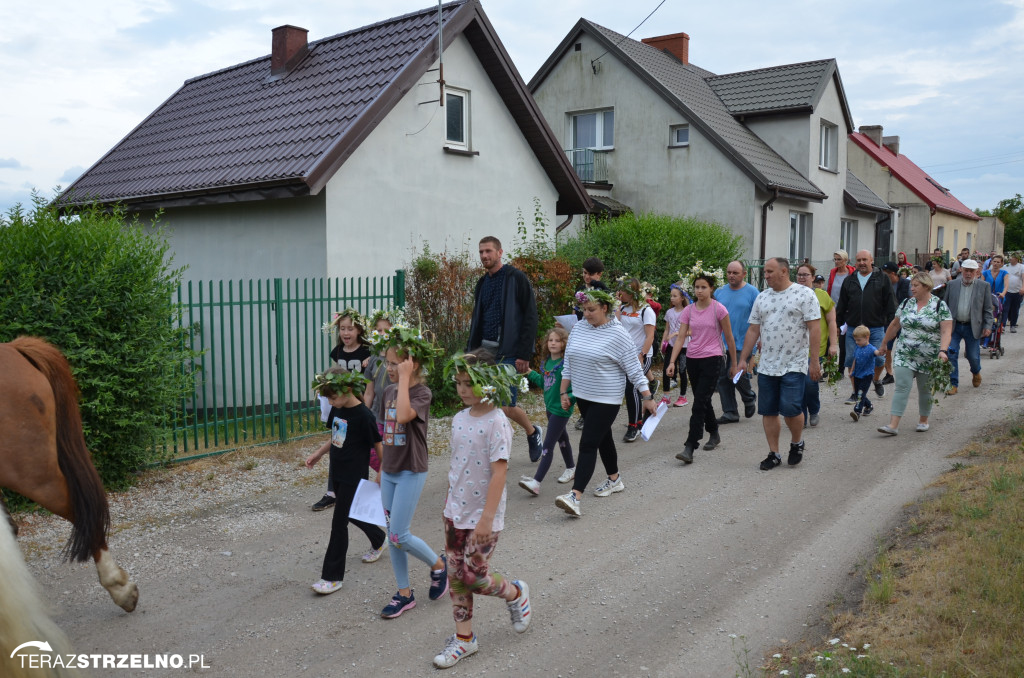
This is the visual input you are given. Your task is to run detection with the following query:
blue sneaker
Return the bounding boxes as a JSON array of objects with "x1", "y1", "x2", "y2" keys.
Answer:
[
  {"x1": 429, "y1": 554, "x2": 449, "y2": 600},
  {"x1": 381, "y1": 591, "x2": 416, "y2": 618}
]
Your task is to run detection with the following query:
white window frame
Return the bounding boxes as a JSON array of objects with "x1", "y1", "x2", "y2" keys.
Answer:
[
  {"x1": 936, "y1": 226, "x2": 945, "y2": 249},
  {"x1": 444, "y1": 88, "x2": 470, "y2": 150},
  {"x1": 840, "y1": 219, "x2": 857, "y2": 254},
  {"x1": 966, "y1": 232, "x2": 972, "y2": 251},
  {"x1": 669, "y1": 124, "x2": 689, "y2": 147},
  {"x1": 953, "y1": 229, "x2": 959, "y2": 254},
  {"x1": 819, "y1": 120, "x2": 838, "y2": 171},
  {"x1": 570, "y1": 109, "x2": 614, "y2": 150},
  {"x1": 790, "y1": 211, "x2": 813, "y2": 261}
]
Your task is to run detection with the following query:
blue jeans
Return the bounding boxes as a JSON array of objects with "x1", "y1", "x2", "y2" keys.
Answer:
[
  {"x1": 380, "y1": 470, "x2": 439, "y2": 589},
  {"x1": 803, "y1": 357, "x2": 822, "y2": 419},
  {"x1": 757, "y1": 372, "x2": 805, "y2": 418},
  {"x1": 844, "y1": 327, "x2": 885, "y2": 368},
  {"x1": 947, "y1": 322, "x2": 981, "y2": 387}
]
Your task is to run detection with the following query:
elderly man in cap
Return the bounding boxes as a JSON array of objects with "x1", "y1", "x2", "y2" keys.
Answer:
[{"x1": 943, "y1": 259, "x2": 993, "y2": 394}]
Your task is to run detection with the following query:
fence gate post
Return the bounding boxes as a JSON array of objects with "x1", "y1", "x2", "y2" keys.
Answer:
[
  {"x1": 394, "y1": 269, "x2": 406, "y2": 307},
  {"x1": 274, "y1": 278, "x2": 287, "y2": 442}
]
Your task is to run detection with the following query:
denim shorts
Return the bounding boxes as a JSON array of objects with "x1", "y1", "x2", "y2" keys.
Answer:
[
  {"x1": 844, "y1": 327, "x2": 885, "y2": 368},
  {"x1": 757, "y1": 372, "x2": 805, "y2": 418}
]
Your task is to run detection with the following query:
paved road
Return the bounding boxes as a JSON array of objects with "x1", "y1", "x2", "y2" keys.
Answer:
[{"x1": 24, "y1": 337, "x2": 1024, "y2": 677}]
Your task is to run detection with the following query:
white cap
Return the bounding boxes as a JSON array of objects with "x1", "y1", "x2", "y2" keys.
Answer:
[{"x1": 960, "y1": 259, "x2": 980, "y2": 270}]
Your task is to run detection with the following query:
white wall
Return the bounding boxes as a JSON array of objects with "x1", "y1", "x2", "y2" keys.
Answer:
[
  {"x1": 324, "y1": 34, "x2": 561, "y2": 278},
  {"x1": 531, "y1": 34, "x2": 758, "y2": 253},
  {"x1": 141, "y1": 194, "x2": 327, "y2": 283}
]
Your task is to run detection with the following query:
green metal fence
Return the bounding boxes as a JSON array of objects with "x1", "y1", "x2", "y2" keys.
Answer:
[{"x1": 165, "y1": 271, "x2": 405, "y2": 461}]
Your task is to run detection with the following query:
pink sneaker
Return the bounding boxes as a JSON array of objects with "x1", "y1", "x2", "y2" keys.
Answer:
[
  {"x1": 673, "y1": 396, "x2": 688, "y2": 407},
  {"x1": 659, "y1": 396, "x2": 671, "y2": 407}
]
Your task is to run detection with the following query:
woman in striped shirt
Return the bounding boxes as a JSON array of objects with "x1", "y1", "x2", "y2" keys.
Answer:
[{"x1": 554, "y1": 289, "x2": 657, "y2": 518}]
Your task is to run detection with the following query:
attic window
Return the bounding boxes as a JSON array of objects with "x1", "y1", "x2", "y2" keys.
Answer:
[
  {"x1": 445, "y1": 88, "x2": 470, "y2": 150},
  {"x1": 819, "y1": 120, "x2": 838, "y2": 171},
  {"x1": 670, "y1": 124, "x2": 689, "y2": 147},
  {"x1": 574, "y1": 43, "x2": 582, "y2": 51},
  {"x1": 925, "y1": 176, "x2": 950, "y2": 196}
]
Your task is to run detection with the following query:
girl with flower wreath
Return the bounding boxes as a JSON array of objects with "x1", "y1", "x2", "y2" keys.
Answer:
[
  {"x1": 312, "y1": 308, "x2": 373, "y2": 512},
  {"x1": 363, "y1": 308, "x2": 406, "y2": 475},
  {"x1": 661, "y1": 282, "x2": 691, "y2": 407},
  {"x1": 665, "y1": 267, "x2": 736, "y2": 463},
  {"x1": 372, "y1": 324, "x2": 449, "y2": 619},
  {"x1": 304, "y1": 367, "x2": 387, "y2": 595},
  {"x1": 517, "y1": 327, "x2": 576, "y2": 496},
  {"x1": 555, "y1": 289, "x2": 656, "y2": 517},
  {"x1": 614, "y1": 276, "x2": 658, "y2": 443},
  {"x1": 432, "y1": 349, "x2": 532, "y2": 668}
]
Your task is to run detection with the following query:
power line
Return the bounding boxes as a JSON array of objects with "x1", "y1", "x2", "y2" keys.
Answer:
[
  {"x1": 591, "y1": 0, "x2": 669, "y2": 71},
  {"x1": 928, "y1": 157, "x2": 1024, "y2": 174},
  {"x1": 920, "y1": 150, "x2": 1024, "y2": 170}
]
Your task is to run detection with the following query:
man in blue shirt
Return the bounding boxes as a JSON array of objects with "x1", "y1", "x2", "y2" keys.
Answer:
[{"x1": 714, "y1": 261, "x2": 760, "y2": 423}]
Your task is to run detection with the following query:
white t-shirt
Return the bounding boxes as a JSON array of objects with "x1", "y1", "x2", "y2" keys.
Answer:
[
  {"x1": 444, "y1": 409, "x2": 512, "y2": 531},
  {"x1": 618, "y1": 305, "x2": 656, "y2": 357},
  {"x1": 1004, "y1": 262, "x2": 1024, "y2": 294},
  {"x1": 748, "y1": 283, "x2": 821, "y2": 376}
]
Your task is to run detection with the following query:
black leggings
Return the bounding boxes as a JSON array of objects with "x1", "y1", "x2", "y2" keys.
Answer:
[
  {"x1": 625, "y1": 354, "x2": 653, "y2": 427},
  {"x1": 572, "y1": 399, "x2": 620, "y2": 494},
  {"x1": 321, "y1": 481, "x2": 386, "y2": 581},
  {"x1": 664, "y1": 346, "x2": 688, "y2": 395}
]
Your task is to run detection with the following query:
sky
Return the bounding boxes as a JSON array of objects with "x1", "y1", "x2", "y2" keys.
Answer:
[{"x1": 1, "y1": 0, "x2": 1022, "y2": 216}]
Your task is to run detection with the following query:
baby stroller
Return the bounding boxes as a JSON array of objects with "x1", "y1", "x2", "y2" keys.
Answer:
[{"x1": 986, "y1": 293, "x2": 1005, "y2": 359}]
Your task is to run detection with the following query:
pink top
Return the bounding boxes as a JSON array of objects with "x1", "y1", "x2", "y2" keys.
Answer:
[{"x1": 678, "y1": 300, "x2": 728, "y2": 359}]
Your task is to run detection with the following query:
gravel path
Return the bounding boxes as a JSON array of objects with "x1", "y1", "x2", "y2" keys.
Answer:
[{"x1": 18, "y1": 340, "x2": 1024, "y2": 677}]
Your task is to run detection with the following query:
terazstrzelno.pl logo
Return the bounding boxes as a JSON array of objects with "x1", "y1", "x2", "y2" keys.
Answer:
[{"x1": 11, "y1": 641, "x2": 209, "y2": 670}]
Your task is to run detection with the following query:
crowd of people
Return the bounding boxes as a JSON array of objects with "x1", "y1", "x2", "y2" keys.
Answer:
[{"x1": 302, "y1": 236, "x2": 1017, "y2": 669}]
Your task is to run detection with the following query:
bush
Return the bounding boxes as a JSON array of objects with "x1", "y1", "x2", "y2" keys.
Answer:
[
  {"x1": 0, "y1": 194, "x2": 194, "y2": 489},
  {"x1": 557, "y1": 212, "x2": 745, "y2": 306}
]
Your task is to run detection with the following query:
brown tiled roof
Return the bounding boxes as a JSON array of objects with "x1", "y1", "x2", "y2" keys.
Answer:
[
  {"x1": 58, "y1": 0, "x2": 590, "y2": 215},
  {"x1": 529, "y1": 20, "x2": 827, "y2": 200}
]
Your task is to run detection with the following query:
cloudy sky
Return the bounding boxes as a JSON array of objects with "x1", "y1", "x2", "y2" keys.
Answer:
[{"x1": 1, "y1": 0, "x2": 1022, "y2": 215}]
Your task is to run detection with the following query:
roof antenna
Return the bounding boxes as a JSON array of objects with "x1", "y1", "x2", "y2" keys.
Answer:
[{"x1": 438, "y1": 0, "x2": 445, "y2": 107}]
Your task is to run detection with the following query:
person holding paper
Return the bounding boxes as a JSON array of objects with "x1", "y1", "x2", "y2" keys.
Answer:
[
  {"x1": 305, "y1": 367, "x2": 387, "y2": 596},
  {"x1": 666, "y1": 270, "x2": 736, "y2": 464}
]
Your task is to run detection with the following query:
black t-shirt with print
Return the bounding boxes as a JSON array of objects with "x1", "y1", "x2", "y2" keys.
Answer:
[
  {"x1": 327, "y1": 403, "x2": 381, "y2": 487},
  {"x1": 329, "y1": 344, "x2": 372, "y2": 375}
]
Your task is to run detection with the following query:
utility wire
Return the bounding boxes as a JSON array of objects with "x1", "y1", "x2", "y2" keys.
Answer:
[
  {"x1": 591, "y1": 0, "x2": 669, "y2": 70},
  {"x1": 924, "y1": 157, "x2": 1024, "y2": 174},
  {"x1": 921, "y1": 150, "x2": 1024, "y2": 170}
]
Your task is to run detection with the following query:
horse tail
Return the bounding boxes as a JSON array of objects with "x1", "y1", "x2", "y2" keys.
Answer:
[
  {"x1": 0, "y1": 522, "x2": 79, "y2": 677},
  {"x1": 11, "y1": 337, "x2": 110, "y2": 562}
]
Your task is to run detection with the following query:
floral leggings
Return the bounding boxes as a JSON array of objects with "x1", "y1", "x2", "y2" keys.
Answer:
[{"x1": 443, "y1": 517, "x2": 515, "y2": 622}]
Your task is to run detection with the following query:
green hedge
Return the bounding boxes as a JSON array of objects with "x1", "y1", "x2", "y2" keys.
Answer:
[{"x1": 0, "y1": 195, "x2": 194, "y2": 489}]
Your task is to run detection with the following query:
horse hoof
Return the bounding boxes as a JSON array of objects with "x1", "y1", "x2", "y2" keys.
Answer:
[{"x1": 112, "y1": 582, "x2": 139, "y2": 612}]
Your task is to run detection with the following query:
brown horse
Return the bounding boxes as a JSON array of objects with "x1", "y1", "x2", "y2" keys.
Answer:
[{"x1": 0, "y1": 337, "x2": 138, "y2": 613}]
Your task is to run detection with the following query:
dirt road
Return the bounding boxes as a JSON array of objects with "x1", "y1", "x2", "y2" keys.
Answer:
[{"x1": 22, "y1": 339, "x2": 1024, "y2": 677}]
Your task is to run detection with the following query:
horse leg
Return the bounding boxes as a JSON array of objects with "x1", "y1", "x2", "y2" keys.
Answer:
[{"x1": 94, "y1": 548, "x2": 139, "y2": 613}]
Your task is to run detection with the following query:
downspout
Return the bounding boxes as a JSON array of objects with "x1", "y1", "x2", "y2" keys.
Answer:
[
  {"x1": 759, "y1": 188, "x2": 779, "y2": 260},
  {"x1": 555, "y1": 213, "x2": 575, "y2": 234}
]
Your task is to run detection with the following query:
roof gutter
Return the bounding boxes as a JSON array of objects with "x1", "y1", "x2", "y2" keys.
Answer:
[
  {"x1": 555, "y1": 213, "x2": 574, "y2": 233},
  {"x1": 759, "y1": 188, "x2": 779, "y2": 260}
]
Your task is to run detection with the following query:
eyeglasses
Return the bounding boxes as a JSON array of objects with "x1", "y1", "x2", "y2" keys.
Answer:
[{"x1": 796, "y1": 273, "x2": 812, "y2": 278}]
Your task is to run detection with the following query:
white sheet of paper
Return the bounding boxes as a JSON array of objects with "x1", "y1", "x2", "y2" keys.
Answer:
[
  {"x1": 640, "y1": 401, "x2": 669, "y2": 442},
  {"x1": 318, "y1": 395, "x2": 332, "y2": 423},
  {"x1": 732, "y1": 369, "x2": 743, "y2": 384},
  {"x1": 349, "y1": 479, "x2": 387, "y2": 527},
  {"x1": 839, "y1": 323, "x2": 848, "y2": 336},
  {"x1": 555, "y1": 314, "x2": 578, "y2": 332}
]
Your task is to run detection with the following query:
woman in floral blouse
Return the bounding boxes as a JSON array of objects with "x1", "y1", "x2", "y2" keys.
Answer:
[{"x1": 875, "y1": 272, "x2": 953, "y2": 435}]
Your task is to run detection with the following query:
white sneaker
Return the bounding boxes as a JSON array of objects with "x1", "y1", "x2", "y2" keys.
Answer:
[
  {"x1": 518, "y1": 476, "x2": 540, "y2": 496},
  {"x1": 506, "y1": 580, "x2": 531, "y2": 633},
  {"x1": 555, "y1": 492, "x2": 581, "y2": 517},
  {"x1": 915, "y1": 423, "x2": 930, "y2": 432},
  {"x1": 361, "y1": 544, "x2": 385, "y2": 563},
  {"x1": 557, "y1": 467, "x2": 576, "y2": 484},
  {"x1": 311, "y1": 579, "x2": 343, "y2": 595},
  {"x1": 593, "y1": 476, "x2": 624, "y2": 497},
  {"x1": 433, "y1": 634, "x2": 478, "y2": 669}
]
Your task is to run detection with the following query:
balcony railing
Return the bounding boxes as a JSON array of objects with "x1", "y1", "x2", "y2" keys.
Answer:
[{"x1": 565, "y1": 148, "x2": 609, "y2": 184}]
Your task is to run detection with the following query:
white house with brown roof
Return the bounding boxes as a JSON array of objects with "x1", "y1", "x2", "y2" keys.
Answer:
[
  {"x1": 58, "y1": 0, "x2": 590, "y2": 283},
  {"x1": 529, "y1": 21, "x2": 893, "y2": 263}
]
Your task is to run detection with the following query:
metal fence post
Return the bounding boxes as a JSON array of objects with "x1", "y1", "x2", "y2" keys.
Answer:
[
  {"x1": 274, "y1": 278, "x2": 287, "y2": 442},
  {"x1": 394, "y1": 269, "x2": 406, "y2": 307}
]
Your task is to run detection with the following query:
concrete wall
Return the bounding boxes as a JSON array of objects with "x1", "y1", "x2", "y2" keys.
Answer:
[
  {"x1": 324, "y1": 34, "x2": 560, "y2": 278},
  {"x1": 531, "y1": 33, "x2": 758, "y2": 254},
  {"x1": 975, "y1": 216, "x2": 1004, "y2": 254},
  {"x1": 141, "y1": 194, "x2": 327, "y2": 283}
]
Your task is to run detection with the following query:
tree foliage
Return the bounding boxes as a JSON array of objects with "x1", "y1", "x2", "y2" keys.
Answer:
[
  {"x1": 994, "y1": 194, "x2": 1024, "y2": 252},
  {"x1": 0, "y1": 193, "x2": 195, "y2": 488}
]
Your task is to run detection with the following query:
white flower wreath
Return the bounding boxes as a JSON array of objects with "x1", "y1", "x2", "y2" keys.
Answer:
[{"x1": 678, "y1": 260, "x2": 725, "y2": 293}]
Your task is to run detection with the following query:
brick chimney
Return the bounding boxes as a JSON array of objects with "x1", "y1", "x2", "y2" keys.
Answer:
[
  {"x1": 882, "y1": 135, "x2": 900, "y2": 156},
  {"x1": 271, "y1": 25, "x2": 309, "y2": 77},
  {"x1": 858, "y1": 125, "x2": 883, "y2": 147},
  {"x1": 641, "y1": 32, "x2": 689, "y2": 65}
]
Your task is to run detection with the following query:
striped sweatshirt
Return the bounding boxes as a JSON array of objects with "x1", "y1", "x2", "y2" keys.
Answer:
[{"x1": 562, "y1": 318, "x2": 650, "y2": 405}]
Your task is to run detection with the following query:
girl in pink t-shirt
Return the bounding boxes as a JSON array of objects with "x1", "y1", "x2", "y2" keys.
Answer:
[
  {"x1": 665, "y1": 274, "x2": 737, "y2": 464},
  {"x1": 661, "y1": 283, "x2": 691, "y2": 407}
]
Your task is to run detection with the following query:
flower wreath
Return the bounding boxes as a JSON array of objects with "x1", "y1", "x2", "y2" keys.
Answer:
[
  {"x1": 897, "y1": 264, "x2": 915, "y2": 279},
  {"x1": 368, "y1": 322, "x2": 443, "y2": 371},
  {"x1": 443, "y1": 352, "x2": 527, "y2": 406},
  {"x1": 574, "y1": 288, "x2": 619, "y2": 311},
  {"x1": 311, "y1": 369, "x2": 369, "y2": 398},
  {"x1": 678, "y1": 260, "x2": 725, "y2": 293},
  {"x1": 321, "y1": 308, "x2": 369, "y2": 342},
  {"x1": 367, "y1": 307, "x2": 407, "y2": 328},
  {"x1": 614, "y1": 274, "x2": 658, "y2": 309}
]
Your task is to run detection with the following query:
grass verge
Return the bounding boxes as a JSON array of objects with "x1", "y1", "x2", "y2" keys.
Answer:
[{"x1": 753, "y1": 410, "x2": 1024, "y2": 677}]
